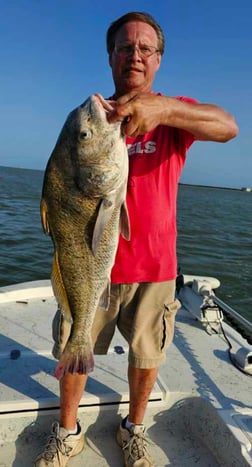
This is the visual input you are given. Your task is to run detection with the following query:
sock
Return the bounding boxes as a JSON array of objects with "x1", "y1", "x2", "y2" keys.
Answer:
[
  {"x1": 67, "y1": 424, "x2": 78, "y2": 435},
  {"x1": 123, "y1": 416, "x2": 136, "y2": 430}
]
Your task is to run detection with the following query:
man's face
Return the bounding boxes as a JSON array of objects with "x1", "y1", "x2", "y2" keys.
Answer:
[{"x1": 109, "y1": 21, "x2": 161, "y2": 97}]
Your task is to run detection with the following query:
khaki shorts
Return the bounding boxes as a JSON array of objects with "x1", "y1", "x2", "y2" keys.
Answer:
[{"x1": 52, "y1": 280, "x2": 181, "y2": 369}]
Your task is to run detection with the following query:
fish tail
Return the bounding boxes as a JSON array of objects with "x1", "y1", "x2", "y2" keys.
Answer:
[{"x1": 54, "y1": 345, "x2": 94, "y2": 380}]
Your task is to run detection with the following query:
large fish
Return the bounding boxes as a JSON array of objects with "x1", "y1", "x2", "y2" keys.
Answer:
[{"x1": 41, "y1": 94, "x2": 130, "y2": 380}]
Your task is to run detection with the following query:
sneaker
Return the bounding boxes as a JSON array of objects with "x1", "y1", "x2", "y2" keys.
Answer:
[
  {"x1": 117, "y1": 419, "x2": 154, "y2": 466},
  {"x1": 34, "y1": 420, "x2": 85, "y2": 466}
]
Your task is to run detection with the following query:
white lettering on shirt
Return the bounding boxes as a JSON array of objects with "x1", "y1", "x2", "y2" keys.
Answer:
[{"x1": 127, "y1": 141, "x2": 156, "y2": 156}]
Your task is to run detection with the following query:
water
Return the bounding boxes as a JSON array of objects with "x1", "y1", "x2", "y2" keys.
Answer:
[
  {"x1": 177, "y1": 185, "x2": 252, "y2": 321},
  {"x1": 0, "y1": 165, "x2": 251, "y2": 321}
]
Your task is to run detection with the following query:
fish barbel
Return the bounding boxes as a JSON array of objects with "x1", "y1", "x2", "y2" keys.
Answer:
[{"x1": 41, "y1": 94, "x2": 130, "y2": 380}]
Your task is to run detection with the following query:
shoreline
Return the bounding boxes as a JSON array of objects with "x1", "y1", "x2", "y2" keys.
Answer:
[{"x1": 179, "y1": 182, "x2": 251, "y2": 192}]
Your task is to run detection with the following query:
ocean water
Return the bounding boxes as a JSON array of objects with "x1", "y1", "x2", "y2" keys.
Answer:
[{"x1": 0, "y1": 165, "x2": 251, "y2": 321}]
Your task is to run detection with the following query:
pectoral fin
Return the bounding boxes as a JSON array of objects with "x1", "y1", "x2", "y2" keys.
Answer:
[
  {"x1": 51, "y1": 251, "x2": 72, "y2": 324},
  {"x1": 120, "y1": 202, "x2": 131, "y2": 241},
  {"x1": 92, "y1": 198, "x2": 115, "y2": 255}
]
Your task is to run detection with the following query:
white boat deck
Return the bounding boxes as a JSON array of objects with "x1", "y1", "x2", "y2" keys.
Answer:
[{"x1": 0, "y1": 279, "x2": 251, "y2": 466}]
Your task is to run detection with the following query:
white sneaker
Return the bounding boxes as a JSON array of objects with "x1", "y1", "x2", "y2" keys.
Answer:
[
  {"x1": 34, "y1": 420, "x2": 84, "y2": 466},
  {"x1": 117, "y1": 419, "x2": 154, "y2": 466}
]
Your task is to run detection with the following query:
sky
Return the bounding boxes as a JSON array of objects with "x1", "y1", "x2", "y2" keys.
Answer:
[{"x1": 0, "y1": 0, "x2": 251, "y2": 188}]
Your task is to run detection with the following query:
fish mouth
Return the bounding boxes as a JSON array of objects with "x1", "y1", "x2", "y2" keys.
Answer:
[
  {"x1": 94, "y1": 94, "x2": 116, "y2": 114},
  {"x1": 93, "y1": 94, "x2": 121, "y2": 127}
]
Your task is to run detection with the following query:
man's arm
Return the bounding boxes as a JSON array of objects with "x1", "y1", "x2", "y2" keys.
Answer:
[{"x1": 108, "y1": 92, "x2": 239, "y2": 142}]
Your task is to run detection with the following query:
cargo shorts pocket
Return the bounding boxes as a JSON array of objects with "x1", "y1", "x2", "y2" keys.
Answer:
[{"x1": 161, "y1": 298, "x2": 181, "y2": 350}]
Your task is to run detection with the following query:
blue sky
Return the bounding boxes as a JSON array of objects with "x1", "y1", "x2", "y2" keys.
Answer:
[{"x1": 0, "y1": 0, "x2": 251, "y2": 188}]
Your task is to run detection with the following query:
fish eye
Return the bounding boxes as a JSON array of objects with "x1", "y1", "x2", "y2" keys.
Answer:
[{"x1": 79, "y1": 129, "x2": 92, "y2": 140}]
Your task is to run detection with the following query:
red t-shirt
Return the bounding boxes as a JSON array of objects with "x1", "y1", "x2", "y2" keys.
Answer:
[{"x1": 111, "y1": 96, "x2": 197, "y2": 284}]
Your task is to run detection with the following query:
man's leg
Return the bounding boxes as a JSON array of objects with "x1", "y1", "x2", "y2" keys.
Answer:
[
  {"x1": 60, "y1": 373, "x2": 88, "y2": 429},
  {"x1": 128, "y1": 366, "x2": 158, "y2": 424},
  {"x1": 117, "y1": 366, "x2": 158, "y2": 466},
  {"x1": 119, "y1": 281, "x2": 178, "y2": 427},
  {"x1": 59, "y1": 366, "x2": 157, "y2": 431},
  {"x1": 117, "y1": 281, "x2": 179, "y2": 466},
  {"x1": 35, "y1": 374, "x2": 87, "y2": 466}
]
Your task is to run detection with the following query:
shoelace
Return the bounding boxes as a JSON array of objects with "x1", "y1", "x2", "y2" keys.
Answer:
[
  {"x1": 43, "y1": 423, "x2": 72, "y2": 461},
  {"x1": 123, "y1": 431, "x2": 146, "y2": 461}
]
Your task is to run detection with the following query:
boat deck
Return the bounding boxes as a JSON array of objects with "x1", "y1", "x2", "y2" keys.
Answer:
[{"x1": 0, "y1": 280, "x2": 251, "y2": 466}]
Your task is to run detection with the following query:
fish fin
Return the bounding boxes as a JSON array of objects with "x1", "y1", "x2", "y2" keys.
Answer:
[
  {"x1": 120, "y1": 202, "x2": 131, "y2": 240},
  {"x1": 98, "y1": 281, "x2": 111, "y2": 310},
  {"x1": 54, "y1": 342, "x2": 94, "y2": 380},
  {"x1": 92, "y1": 198, "x2": 115, "y2": 255},
  {"x1": 40, "y1": 198, "x2": 50, "y2": 235},
  {"x1": 51, "y1": 251, "x2": 73, "y2": 324}
]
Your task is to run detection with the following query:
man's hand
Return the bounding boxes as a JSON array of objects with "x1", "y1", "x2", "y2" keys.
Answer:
[{"x1": 107, "y1": 92, "x2": 164, "y2": 137}]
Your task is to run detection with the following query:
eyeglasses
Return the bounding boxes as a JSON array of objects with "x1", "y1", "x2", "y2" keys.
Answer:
[{"x1": 114, "y1": 43, "x2": 159, "y2": 58}]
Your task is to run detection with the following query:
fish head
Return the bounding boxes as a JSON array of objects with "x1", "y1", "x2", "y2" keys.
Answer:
[
  {"x1": 73, "y1": 94, "x2": 122, "y2": 155},
  {"x1": 64, "y1": 94, "x2": 128, "y2": 196}
]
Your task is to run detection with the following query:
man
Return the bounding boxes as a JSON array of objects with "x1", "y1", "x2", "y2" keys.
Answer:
[{"x1": 35, "y1": 11, "x2": 238, "y2": 467}]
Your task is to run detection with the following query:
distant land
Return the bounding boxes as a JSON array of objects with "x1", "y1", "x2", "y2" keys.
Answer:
[{"x1": 179, "y1": 183, "x2": 252, "y2": 192}]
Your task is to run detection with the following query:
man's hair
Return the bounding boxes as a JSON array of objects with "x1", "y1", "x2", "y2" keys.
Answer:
[{"x1": 106, "y1": 11, "x2": 165, "y2": 56}]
